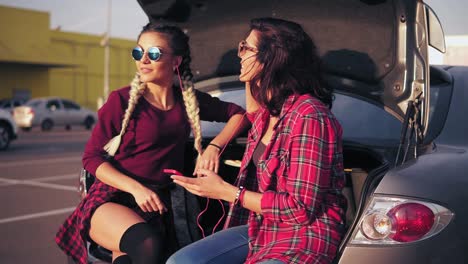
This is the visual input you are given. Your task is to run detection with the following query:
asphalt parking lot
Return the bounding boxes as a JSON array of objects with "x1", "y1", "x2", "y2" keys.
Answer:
[{"x1": 0, "y1": 128, "x2": 91, "y2": 263}]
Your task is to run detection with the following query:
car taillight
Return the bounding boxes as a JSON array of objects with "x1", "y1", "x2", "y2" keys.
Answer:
[
  {"x1": 388, "y1": 203, "x2": 434, "y2": 242},
  {"x1": 350, "y1": 196, "x2": 453, "y2": 245}
]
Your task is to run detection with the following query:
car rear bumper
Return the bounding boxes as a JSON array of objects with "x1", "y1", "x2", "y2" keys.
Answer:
[{"x1": 14, "y1": 118, "x2": 32, "y2": 128}]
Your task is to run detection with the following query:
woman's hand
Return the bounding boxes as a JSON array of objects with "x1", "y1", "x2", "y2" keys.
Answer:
[
  {"x1": 194, "y1": 144, "x2": 221, "y2": 175},
  {"x1": 172, "y1": 169, "x2": 237, "y2": 202},
  {"x1": 130, "y1": 185, "x2": 167, "y2": 214}
]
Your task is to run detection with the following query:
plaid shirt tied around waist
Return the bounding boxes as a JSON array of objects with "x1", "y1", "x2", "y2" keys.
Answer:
[{"x1": 55, "y1": 179, "x2": 200, "y2": 264}]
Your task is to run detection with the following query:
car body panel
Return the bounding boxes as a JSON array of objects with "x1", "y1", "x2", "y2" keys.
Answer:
[
  {"x1": 336, "y1": 67, "x2": 467, "y2": 263},
  {"x1": 432, "y1": 66, "x2": 468, "y2": 146},
  {"x1": 64, "y1": 101, "x2": 95, "y2": 125},
  {"x1": 338, "y1": 229, "x2": 466, "y2": 264},
  {"x1": 376, "y1": 146, "x2": 467, "y2": 202},
  {"x1": 356, "y1": 67, "x2": 468, "y2": 262},
  {"x1": 0, "y1": 109, "x2": 18, "y2": 150}
]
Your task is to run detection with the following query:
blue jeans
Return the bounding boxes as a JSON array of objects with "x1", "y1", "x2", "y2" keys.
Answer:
[
  {"x1": 166, "y1": 225, "x2": 249, "y2": 264},
  {"x1": 166, "y1": 225, "x2": 285, "y2": 264}
]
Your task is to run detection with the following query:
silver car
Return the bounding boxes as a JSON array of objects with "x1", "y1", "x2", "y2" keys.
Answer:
[
  {"x1": 75, "y1": 0, "x2": 466, "y2": 263},
  {"x1": 0, "y1": 108, "x2": 18, "y2": 150},
  {"x1": 13, "y1": 97, "x2": 97, "y2": 131}
]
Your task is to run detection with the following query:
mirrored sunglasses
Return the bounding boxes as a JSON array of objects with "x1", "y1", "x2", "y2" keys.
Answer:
[
  {"x1": 238, "y1": 40, "x2": 258, "y2": 57},
  {"x1": 132, "y1": 46, "x2": 163, "y2": 61}
]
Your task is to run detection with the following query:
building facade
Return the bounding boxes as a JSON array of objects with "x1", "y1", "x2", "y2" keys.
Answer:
[{"x1": 0, "y1": 5, "x2": 137, "y2": 110}]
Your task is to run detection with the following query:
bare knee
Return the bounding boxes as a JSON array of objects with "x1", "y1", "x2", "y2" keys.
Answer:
[{"x1": 89, "y1": 202, "x2": 144, "y2": 252}]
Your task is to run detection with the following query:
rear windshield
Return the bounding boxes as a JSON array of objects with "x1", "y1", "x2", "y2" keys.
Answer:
[
  {"x1": 332, "y1": 93, "x2": 401, "y2": 143},
  {"x1": 201, "y1": 89, "x2": 246, "y2": 138},
  {"x1": 200, "y1": 86, "x2": 401, "y2": 144}
]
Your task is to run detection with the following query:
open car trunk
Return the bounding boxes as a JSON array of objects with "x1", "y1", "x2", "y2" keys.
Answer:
[
  {"x1": 138, "y1": 0, "x2": 434, "y2": 125},
  {"x1": 180, "y1": 137, "x2": 390, "y2": 251}
]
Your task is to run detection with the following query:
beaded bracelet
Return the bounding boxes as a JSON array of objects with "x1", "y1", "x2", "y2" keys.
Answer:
[
  {"x1": 234, "y1": 186, "x2": 244, "y2": 205},
  {"x1": 208, "y1": 143, "x2": 222, "y2": 151}
]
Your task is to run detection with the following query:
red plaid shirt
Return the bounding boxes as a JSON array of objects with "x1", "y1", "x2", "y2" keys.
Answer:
[{"x1": 224, "y1": 94, "x2": 347, "y2": 264}]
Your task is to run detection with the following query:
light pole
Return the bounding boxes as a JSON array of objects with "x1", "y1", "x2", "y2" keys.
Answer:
[{"x1": 102, "y1": 0, "x2": 112, "y2": 103}]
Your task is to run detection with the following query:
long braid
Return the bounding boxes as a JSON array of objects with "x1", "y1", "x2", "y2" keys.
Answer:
[
  {"x1": 179, "y1": 60, "x2": 203, "y2": 158},
  {"x1": 103, "y1": 73, "x2": 146, "y2": 156}
]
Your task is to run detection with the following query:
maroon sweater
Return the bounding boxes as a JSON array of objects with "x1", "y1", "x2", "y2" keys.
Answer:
[{"x1": 83, "y1": 86, "x2": 244, "y2": 184}]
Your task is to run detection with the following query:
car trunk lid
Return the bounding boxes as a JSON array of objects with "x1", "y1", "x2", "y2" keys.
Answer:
[{"x1": 137, "y1": 0, "x2": 441, "y2": 135}]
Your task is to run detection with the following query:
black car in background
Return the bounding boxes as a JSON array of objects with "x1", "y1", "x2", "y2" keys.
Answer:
[{"x1": 76, "y1": 0, "x2": 468, "y2": 263}]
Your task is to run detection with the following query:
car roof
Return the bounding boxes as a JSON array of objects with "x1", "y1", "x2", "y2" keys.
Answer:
[
  {"x1": 28, "y1": 97, "x2": 62, "y2": 100},
  {"x1": 138, "y1": 0, "x2": 441, "y2": 123},
  {"x1": 25, "y1": 97, "x2": 77, "y2": 102}
]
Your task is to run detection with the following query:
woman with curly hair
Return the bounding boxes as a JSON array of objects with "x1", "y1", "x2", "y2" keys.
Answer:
[{"x1": 168, "y1": 17, "x2": 346, "y2": 264}]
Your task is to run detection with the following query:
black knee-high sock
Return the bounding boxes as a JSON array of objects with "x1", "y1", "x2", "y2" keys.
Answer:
[
  {"x1": 113, "y1": 254, "x2": 132, "y2": 264},
  {"x1": 119, "y1": 222, "x2": 164, "y2": 264}
]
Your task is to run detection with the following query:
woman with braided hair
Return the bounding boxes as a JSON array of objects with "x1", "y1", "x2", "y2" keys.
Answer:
[{"x1": 56, "y1": 22, "x2": 246, "y2": 264}]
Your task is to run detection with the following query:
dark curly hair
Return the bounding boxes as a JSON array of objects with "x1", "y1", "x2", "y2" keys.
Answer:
[{"x1": 248, "y1": 17, "x2": 333, "y2": 115}]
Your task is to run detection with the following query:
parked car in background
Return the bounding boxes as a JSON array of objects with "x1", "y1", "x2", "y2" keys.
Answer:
[
  {"x1": 0, "y1": 98, "x2": 26, "y2": 114},
  {"x1": 0, "y1": 108, "x2": 18, "y2": 150},
  {"x1": 13, "y1": 97, "x2": 97, "y2": 131}
]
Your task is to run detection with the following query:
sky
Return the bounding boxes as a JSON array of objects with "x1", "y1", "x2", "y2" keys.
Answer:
[
  {"x1": 0, "y1": 0, "x2": 467, "y2": 41},
  {"x1": 0, "y1": 0, "x2": 148, "y2": 40}
]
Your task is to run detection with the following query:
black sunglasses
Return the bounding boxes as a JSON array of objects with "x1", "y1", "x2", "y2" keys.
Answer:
[
  {"x1": 132, "y1": 46, "x2": 164, "y2": 61},
  {"x1": 238, "y1": 40, "x2": 258, "y2": 57}
]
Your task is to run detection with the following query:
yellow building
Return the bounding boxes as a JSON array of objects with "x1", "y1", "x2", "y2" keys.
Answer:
[{"x1": 0, "y1": 5, "x2": 136, "y2": 110}]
